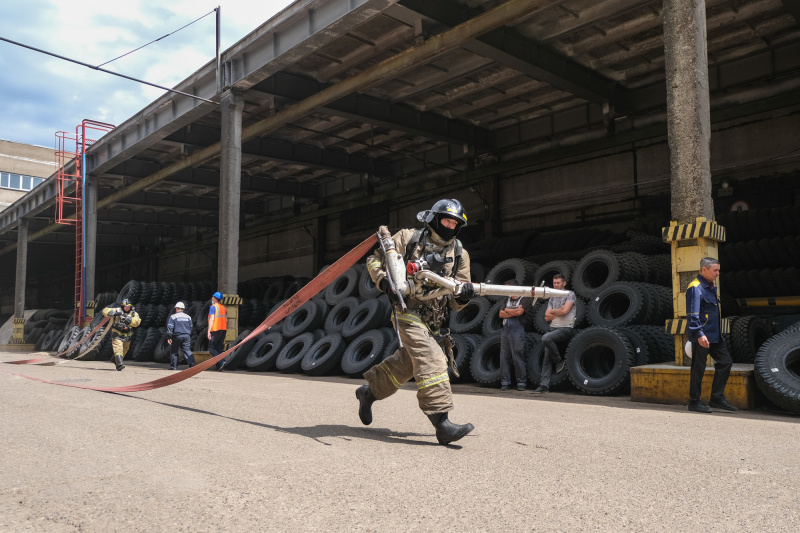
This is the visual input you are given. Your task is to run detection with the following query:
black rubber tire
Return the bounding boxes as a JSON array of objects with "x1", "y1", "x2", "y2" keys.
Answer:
[
  {"x1": 324, "y1": 266, "x2": 361, "y2": 306},
  {"x1": 481, "y1": 300, "x2": 507, "y2": 337},
  {"x1": 449, "y1": 296, "x2": 491, "y2": 334},
  {"x1": 36, "y1": 330, "x2": 56, "y2": 351},
  {"x1": 341, "y1": 329, "x2": 389, "y2": 377},
  {"x1": 469, "y1": 334, "x2": 503, "y2": 387},
  {"x1": 341, "y1": 298, "x2": 390, "y2": 340},
  {"x1": 153, "y1": 333, "x2": 171, "y2": 363},
  {"x1": 324, "y1": 296, "x2": 359, "y2": 335},
  {"x1": 616, "y1": 326, "x2": 650, "y2": 367},
  {"x1": 526, "y1": 330, "x2": 573, "y2": 389},
  {"x1": 566, "y1": 327, "x2": 634, "y2": 395},
  {"x1": 448, "y1": 334, "x2": 475, "y2": 382},
  {"x1": 263, "y1": 280, "x2": 287, "y2": 303},
  {"x1": 731, "y1": 315, "x2": 772, "y2": 364},
  {"x1": 282, "y1": 299, "x2": 327, "y2": 338},
  {"x1": 193, "y1": 327, "x2": 210, "y2": 352},
  {"x1": 484, "y1": 259, "x2": 537, "y2": 300},
  {"x1": 223, "y1": 330, "x2": 257, "y2": 371},
  {"x1": 133, "y1": 328, "x2": 160, "y2": 361},
  {"x1": 301, "y1": 333, "x2": 347, "y2": 376},
  {"x1": 117, "y1": 280, "x2": 141, "y2": 305},
  {"x1": 754, "y1": 328, "x2": 800, "y2": 414},
  {"x1": 532, "y1": 300, "x2": 550, "y2": 334},
  {"x1": 587, "y1": 282, "x2": 646, "y2": 327},
  {"x1": 573, "y1": 250, "x2": 622, "y2": 299},
  {"x1": 245, "y1": 332, "x2": 286, "y2": 372},
  {"x1": 57, "y1": 326, "x2": 82, "y2": 353},
  {"x1": 275, "y1": 332, "x2": 315, "y2": 373},
  {"x1": 357, "y1": 267, "x2": 382, "y2": 300}
]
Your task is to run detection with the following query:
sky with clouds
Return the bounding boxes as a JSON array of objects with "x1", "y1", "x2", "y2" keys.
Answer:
[{"x1": 0, "y1": 0, "x2": 293, "y2": 149}]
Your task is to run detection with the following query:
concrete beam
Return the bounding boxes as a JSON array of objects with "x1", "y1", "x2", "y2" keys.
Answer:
[
  {"x1": 14, "y1": 218, "x2": 28, "y2": 318},
  {"x1": 390, "y1": 0, "x2": 623, "y2": 107},
  {"x1": 663, "y1": 0, "x2": 714, "y2": 223},
  {"x1": 254, "y1": 72, "x2": 493, "y2": 147},
  {"x1": 218, "y1": 90, "x2": 244, "y2": 295}
]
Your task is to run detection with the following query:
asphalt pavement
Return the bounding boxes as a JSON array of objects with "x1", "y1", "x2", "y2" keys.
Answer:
[{"x1": 1, "y1": 350, "x2": 798, "y2": 532}]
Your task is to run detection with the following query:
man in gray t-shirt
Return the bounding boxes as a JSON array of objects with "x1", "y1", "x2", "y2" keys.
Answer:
[{"x1": 533, "y1": 273, "x2": 576, "y2": 394}]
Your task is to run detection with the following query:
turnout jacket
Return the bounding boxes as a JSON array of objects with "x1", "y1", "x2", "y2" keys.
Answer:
[
  {"x1": 366, "y1": 227, "x2": 471, "y2": 328},
  {"x1": 102, "y1": 306, "x2": 141, "y2": 341},
  {"x1": 167, "y1": 311, "x2": 194, "y2": 338},
  {"x1": 686, "y1": 274, "x2": 722, "y2": 343}
]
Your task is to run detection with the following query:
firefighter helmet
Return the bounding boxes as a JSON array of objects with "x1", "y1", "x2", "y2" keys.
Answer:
[
  {"x1": 417, "y1": 199, "x2": 468, "y2": 241},
  {"x1": 121, "y1": 299, "x2": 133, "y2": 309}
]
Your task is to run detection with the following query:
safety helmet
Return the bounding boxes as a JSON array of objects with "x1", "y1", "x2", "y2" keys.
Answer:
[
  {"x1": 175, "y1": 301, "x2": 185, "y2": 310},
  {"x1": 121, "y1": 299, "x2": 132, "y2": 309},
  {"x1": 417, "y1": 199, "x2": 468, "y2": 241},
  {"x1": 213, "y1": 291, "x2": 223, "y2": 300}
]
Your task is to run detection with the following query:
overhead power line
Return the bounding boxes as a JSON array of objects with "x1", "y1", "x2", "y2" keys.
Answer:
[{"x1": 0, "y1": 36, "x2": 216, "y2": 104}]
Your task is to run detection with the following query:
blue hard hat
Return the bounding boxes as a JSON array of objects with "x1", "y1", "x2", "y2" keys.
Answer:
[{"x1": 213, "y1": 291, "x2": 223, "y2": 300}]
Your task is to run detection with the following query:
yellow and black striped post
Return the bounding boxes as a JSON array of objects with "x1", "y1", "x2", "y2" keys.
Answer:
[
  {"x1": 84, "y1": 301, "x2": 97, "y2": 328},
  {"x1": 221, "y1": 294, "x2": 243, "y2": 349},
  {"x1": 11, "y1": 317, "x2": 26, "y2": 344},
  {"x1": 662, "y1": 217, "x2": 726, "y2": 365}
]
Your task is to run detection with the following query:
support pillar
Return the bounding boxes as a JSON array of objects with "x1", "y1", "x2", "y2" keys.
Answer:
[
  {"x1": 12, "y1": 218, "x2": 28, "y2": 343},
  {"x1": 662, "y1": 0, "x2": 724, "y2": 365},
  {"x1": 84, "y1": 176, "x2": 98, "y2": 326},
  {"x1": 218, "y1": 89, "x2": 244, "y2": 342}
]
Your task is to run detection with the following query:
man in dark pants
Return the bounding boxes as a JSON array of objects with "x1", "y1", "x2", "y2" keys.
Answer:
[
  {"x1": 499, "y1": 280, "x2": 532, "y2": 391},
  {"x1": 686, "y1": 257, "x2": 737, "y2": 413},
  {"x1": 533, "y1": 273, "x2": 575, "y2": 394},
  {"x1": 167, "y1": 301, "x2": 195, "y2": 371},
  {"x1": 207, "y1": 291, "x2": 228, "y2": 370}
]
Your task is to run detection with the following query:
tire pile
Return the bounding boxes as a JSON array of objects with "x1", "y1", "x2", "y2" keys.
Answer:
[
  {"x1": 456, "y1": 247, "x2": 678, "y2": 396},
  {"x1": 715, "y1": 205, "x2": 800, "y2": 414}
]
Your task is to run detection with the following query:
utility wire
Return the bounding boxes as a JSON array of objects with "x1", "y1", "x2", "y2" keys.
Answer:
[
  {"x1": 0, "y1": 36, "x2": 216, "y2": 104},
  {"x1": 98, "y1": 9, "x2": 216, "y2": 67}
]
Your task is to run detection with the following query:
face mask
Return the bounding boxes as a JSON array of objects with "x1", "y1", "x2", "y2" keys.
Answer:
[{"x1": 431, "y1": 216, "x2": 459, "y2": 241}]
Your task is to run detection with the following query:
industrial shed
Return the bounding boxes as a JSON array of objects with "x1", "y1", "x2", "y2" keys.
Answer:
[{"x1": 1, "y1": 0, "x2": 799, "y2": 406}]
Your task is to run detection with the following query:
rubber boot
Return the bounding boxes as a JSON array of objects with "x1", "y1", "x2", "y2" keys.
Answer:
[
  {"x1": 355, "y1": 385, "x2": 376, "y2": 425},
  {"x1": 114, "y1": 355, "x2": 125, "y2": 371},
  {"x1": 427, "y1": 412, "x2": 474, "y2": 445}
]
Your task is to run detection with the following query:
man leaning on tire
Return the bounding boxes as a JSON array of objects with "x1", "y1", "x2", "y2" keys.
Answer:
[
  {"x1": 533, "y1": 273, "x2": 575, "y2": 394},
  {"x1": 686, "y1": 257, "x2": 737, "y2": 413}
]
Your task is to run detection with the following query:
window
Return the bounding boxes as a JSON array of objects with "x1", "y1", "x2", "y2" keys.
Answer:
[{"x1": 0, "y1": 172, "x2": 45, "y2": 191}]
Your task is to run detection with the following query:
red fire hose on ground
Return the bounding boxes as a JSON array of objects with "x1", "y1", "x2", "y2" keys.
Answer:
[{"x1": 2, "y1": 234, "x2": 377, "y2": 393}]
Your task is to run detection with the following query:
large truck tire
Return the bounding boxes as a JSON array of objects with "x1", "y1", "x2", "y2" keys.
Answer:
[
  {"x1": 566, "y1": 327, "x2": 634, "y2": 396},
  {"x1": 754, "y1": 328, "x2": 800, "y2": 414}
]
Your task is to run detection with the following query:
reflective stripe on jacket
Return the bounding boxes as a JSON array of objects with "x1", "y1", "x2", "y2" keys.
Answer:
[{"x1": 209, "y1": 302, "x2": 227, "y2": 332}]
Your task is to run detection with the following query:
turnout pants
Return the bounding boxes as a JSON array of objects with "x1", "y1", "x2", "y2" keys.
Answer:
[
  {"x1": 170, "y1": 334, "x2": 195, "y2": 369},
  {"x1": 499, "y1": 321, "x2": 527, "y2": 387},
  {"x1": 111, "y1": 337, "x2": 131, "y2": 358},
  {"x1": 540, "y1": 327, "x2": 573, "y2": 388},
  {"x1": 689, "y1": 339, "x2": 732, "y2": 402},
  {"x1": 363, "y1": 311, "x2": 452, "y2": 415}
]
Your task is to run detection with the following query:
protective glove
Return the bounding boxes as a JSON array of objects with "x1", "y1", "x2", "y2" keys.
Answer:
[
  {"x1": 379, "y1": 279, "x2": 400, "y2": 305},
  {"x1": 454, "y1": 282, "x2": 474, "y2": 304},
  {"x1": 120, "y1": 315, "x2": 132, "y2": 325},
  {"x1": 108, "y1": 309, "x2": 120, "y2": 316}
]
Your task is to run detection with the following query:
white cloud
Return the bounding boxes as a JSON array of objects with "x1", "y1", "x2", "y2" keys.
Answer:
[{"x1": 0, "y1": 0, "x2": 294, "y2": 148}]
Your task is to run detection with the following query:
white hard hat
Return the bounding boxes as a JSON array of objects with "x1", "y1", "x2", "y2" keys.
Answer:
[
  {"x1": 684, "y1": 340, "x2": 692, "y2": 358},
  {"x1": 175, "y1": 301, "x2": 186, "y2": 309}
]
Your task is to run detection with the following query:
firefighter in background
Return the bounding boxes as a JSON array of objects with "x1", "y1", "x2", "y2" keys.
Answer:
[
  {"x1": 207, "y1": 291, "x2": 228, "y2": 370},
  {"x1": 167, "y1": 302, "x2": 195, "y2": 370},
  {"x1": 357, "y1": 198, "x2": 475, "y2": 446},
  {"x1": 102, "y1": 299, "x2": 141, "y2": 371}
]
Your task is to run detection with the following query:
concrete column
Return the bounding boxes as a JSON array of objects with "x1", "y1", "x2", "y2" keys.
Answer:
[
  {"x1": 14, "y1": 218, "x2": 28, "y2": 319},
  {"x1": 663, "y1": 0, "x2": 714, "y2": 223},
  {"x1": 217, "y1": 89, "x2": 244, "y2": 295},
  {"x1": 85, "y1": 176, "x2": 97, "y2": 302}
]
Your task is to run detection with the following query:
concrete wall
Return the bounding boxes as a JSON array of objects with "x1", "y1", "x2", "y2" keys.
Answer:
[{"x1": 0, "y1": 140, "x2": 56, "y2": 178}]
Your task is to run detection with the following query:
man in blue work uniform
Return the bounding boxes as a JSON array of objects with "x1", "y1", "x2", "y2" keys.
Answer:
[
  {"x1": 167, "y1": 301, "x2": 195, "y2": 370},
  {"x1": 686, "y1": 257, "x2": 737, "y2": 413}
]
